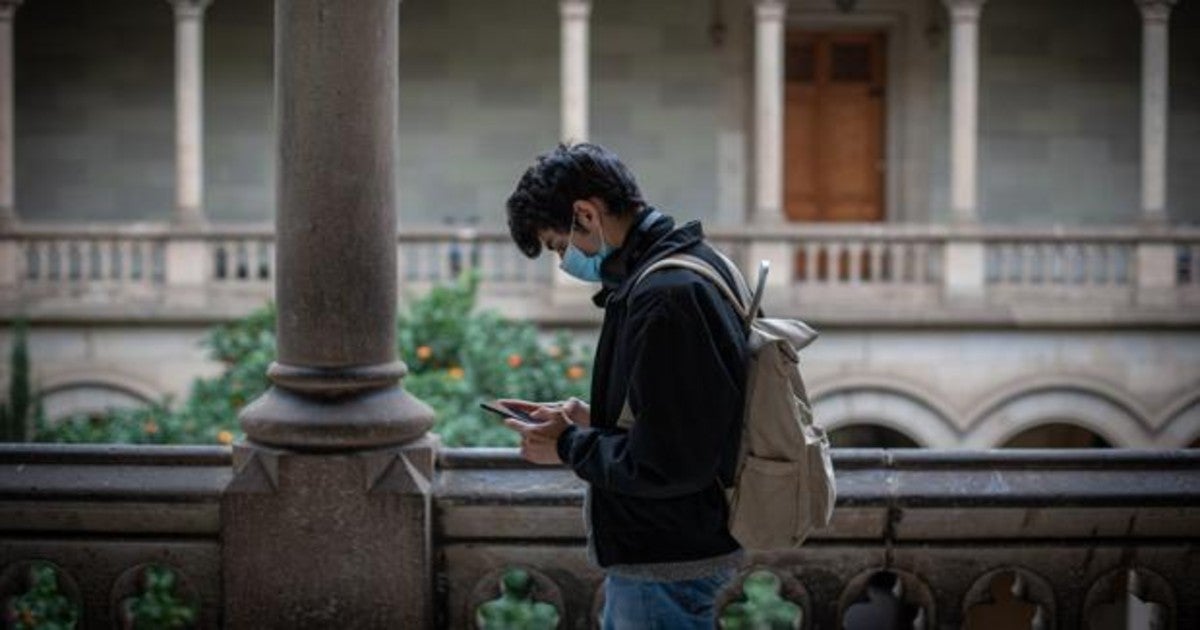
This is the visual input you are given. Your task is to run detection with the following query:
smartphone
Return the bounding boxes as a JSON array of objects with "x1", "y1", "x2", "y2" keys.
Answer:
[{"x1": 479, "y1": 401, "x2": 540, "y2": 424}]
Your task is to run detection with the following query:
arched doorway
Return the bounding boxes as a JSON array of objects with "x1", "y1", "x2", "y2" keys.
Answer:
[
  {"x1": 1001, "y1": 423, "x2": 1111, "y2": 448},
  {"x1": 829, "y1": 424, "x2": 920, "y2": 448}
]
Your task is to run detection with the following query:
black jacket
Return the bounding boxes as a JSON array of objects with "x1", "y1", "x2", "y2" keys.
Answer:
[{"x1": 555, "y1": 208, "x2": 749, "y2": 567}]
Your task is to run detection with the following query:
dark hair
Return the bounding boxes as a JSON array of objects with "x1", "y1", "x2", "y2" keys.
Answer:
[{"x1": 505, "y1": 143, "x2": 645, "y2": 258}]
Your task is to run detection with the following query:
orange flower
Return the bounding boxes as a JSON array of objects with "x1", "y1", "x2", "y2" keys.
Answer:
[
  {"x1": 507, "y1": 354, "x2": 523, "y2": 368},
  {"x1": 217, "y1": 430, "x2": 234, "y2": 445},
  {"x1": 566, "y1": 365, "x2": 585, "y2": 381},
  {"x1": 416, "y1": 345, "x2": 433, "y2": 360},
  {"x1": 143, "y1": 420, "x2": 159, "y2": 435},
  {"x1": 448, "y1": 366, "x2": 465, "y2": 380}
]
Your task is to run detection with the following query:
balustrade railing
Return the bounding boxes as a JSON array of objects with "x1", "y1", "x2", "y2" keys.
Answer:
[
  {"x1": 2, "y1": 445, "x2": 1197, "y2": 628},
  {"x1": 2, "y1": 222, "x2": 1198, "y2": 322}
]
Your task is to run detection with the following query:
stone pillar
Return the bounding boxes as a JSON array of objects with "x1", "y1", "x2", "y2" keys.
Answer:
[
  {"x1": 167, "y1": 0, "x2": 210, "y2": 227},
  {"x1": 1136, "y1": 0, "x2": 1176, "y2": 225},
  {"x1": 0, "y1": 0, "x2": 21, "y2": 232},
  {"x1": 944, "y1": 0, "x2": 985, "y2": 225},
  {"x1": 560, "y1": 0, "x2": 590, "y2": 144},
  {"x1": 222, "y1": 0, "x2": 436, "y2": 627},
  {"x1": 749, "y1": 0, "x2": 790, "y2": 286},
  {"x1": 942, "y1": 0, "x2": 987, "y2": 302},
  {"x1": 551, "y1": 0, "x2": 594, "y2": 301}
]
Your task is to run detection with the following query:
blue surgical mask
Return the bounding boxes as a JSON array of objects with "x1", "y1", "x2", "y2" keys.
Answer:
[{"x1": 559, "y1": 220, "x2": 613, "y2": 282}]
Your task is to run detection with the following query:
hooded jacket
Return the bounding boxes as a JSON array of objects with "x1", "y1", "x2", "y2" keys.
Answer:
[{"x1": 555, "y1": 207, "x2": 749, "y2": 571}]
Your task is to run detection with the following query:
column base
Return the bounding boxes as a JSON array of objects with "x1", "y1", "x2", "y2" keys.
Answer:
[
  {"x1": 221, "y1": 435, "x2": 437, "y2": 629},
  {"x1": 0, "y1": 206, "x2": 19, "y2": 233},
  {"x1": 239, "y1": 376, "x2": 435, "y2": 452}
]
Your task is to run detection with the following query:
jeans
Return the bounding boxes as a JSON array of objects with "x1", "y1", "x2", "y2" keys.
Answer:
[{"x1": 601, "y1": 568, "x2": 735, "y2": 630}]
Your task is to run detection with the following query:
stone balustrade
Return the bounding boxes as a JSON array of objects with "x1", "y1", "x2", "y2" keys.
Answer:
[
  {"x1": 2, "y1": 223, "x2": 1198, "y2": 326},
  {"x1": 1, "y1": 444, "x2": 1197, "y2": 628}
]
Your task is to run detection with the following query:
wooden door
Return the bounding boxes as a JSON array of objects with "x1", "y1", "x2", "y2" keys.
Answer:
[{"x1": 784, "y1": 31, "x2": 886, "y2": 222}]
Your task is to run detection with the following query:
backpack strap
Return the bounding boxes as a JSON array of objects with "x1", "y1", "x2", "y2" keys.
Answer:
[{"x1": 633, "y1": 254, "x2": 750, "y2": 322}]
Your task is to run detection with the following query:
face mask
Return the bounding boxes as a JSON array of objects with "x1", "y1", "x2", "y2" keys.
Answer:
[{"x1": 559, "y1": 218, "x2": 613, "y2": 282}]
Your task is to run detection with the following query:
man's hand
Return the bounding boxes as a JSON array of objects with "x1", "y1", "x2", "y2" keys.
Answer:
[
  {"x1": 498, "y1": 397, "x2": 591, "y2": 427},
  {"x1": 500, "y1": 404, "x2": 575, "y2": 465}
]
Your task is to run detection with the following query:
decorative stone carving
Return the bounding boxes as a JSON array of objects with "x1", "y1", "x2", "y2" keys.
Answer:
[
  {"x1": 0, "y1": 560, "x2": 82, "y2": 628},
  {"x1": 1135, "y1": 0, "x2": 1177, "y2": 23},
  {"x1": 963, "y1": 568, "x2": 1053, "y2": 630},
  {"x1": 718, "y1": 568, "x2": 808, "y2": 629},
  {"x1": 469, "y1": 566, "x2": 564, "y2": 630},
  {"x1": 1084, "y1": 568, "x2": 1174, "y2": 630},
  {"x1": 839, "y1": 569, "x2": 933, "y2": 630},
  {"x1": 111, "y1": 563, "x2": 201, "y2": 629}
]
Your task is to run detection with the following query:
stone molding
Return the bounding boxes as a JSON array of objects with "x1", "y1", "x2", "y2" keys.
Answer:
[
  {"x1": 1135, "y1": 0, "x2": 1177, "y2": 23},
  {"x1": 942, "y1": 0, "x2": 986, "y2": 22},
  {"x1": 167, "y1": 0, "x2": 213, "y2": 20},
  {"x1": 754, "y1": 0, "x2": 788, "y2": 22},
  {"x1": 558, "y1": 0, "x2": 590, "y2": 21}
]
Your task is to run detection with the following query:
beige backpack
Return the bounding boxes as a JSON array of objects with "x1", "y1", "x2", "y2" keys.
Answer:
[{"x1": 629, "y1": 251, "x2": 836, "y2": 550}]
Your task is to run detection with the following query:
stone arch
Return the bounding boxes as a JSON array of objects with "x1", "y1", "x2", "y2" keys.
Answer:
[
  {"x1": 1156, "y1": 390, "x2": 1200, "y2": 448},
  {"x1": 36, "y1": 369, "x2": 163, "y2": 423},
  {"x1": 811, "y1": 377, "x2": 960, "y2": 448},
  {"x1": 963, "y1": 377, "x2": 1152, "y2": 448}
]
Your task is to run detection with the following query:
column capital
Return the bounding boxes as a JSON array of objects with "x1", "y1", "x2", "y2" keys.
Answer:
[
  {"x1": 943, "y1": 0, "x2": 987, "y2": 22},
  {"x1": 754, "y1": 0, "x2": 788, "y2": 22},
  {"x1": 167, "y1": 0, "x2": 212, "y2": 19},
  {"x1": 559, "y1": 0, "x2": 590, "y2": 21},
  {"x1": 0, "y1": 0, "x2": 23, "y2": 22},
  {"x1": 1135, "y1": 0, "x2": 1177, "y2": 23}
]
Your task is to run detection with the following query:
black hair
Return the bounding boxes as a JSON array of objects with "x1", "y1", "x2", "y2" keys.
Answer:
[{"x1": 505, "y1": 143, "x2": 645, "y2": 258}]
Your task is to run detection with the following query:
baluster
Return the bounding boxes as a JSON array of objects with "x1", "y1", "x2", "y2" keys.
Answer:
[
  {"x1": 1075, "y1": 243, "x2": 1094, "y2": 284},
  {"x1": 1093, "y1": 245, "x2": 1110, "y2": 285},
  {"x1": 869, "y1": 241, "x2": 884, "y2": 283},
  {"x1": 846, "y1": 242, "x2": 862, "y2": 283},
  {"x1": 911, "y1": 242, "x2": 928, "y2": 283},
  {"x1": 798, "y1": 245, "x2": 813, "y2": 283},
  {"x1": 984, "y1": 244, "x2": 1001, "y2": 285},
  {"x1": 240, "y1": 240, "x2": 250, "y2": 280},
  {"x1": 1192, "y1": 245, "x2": 1200, "y2": 285},
  {"x1": 874, "y1": 242, "x2": 889, "y2": 284},
  {"x1": 25, "y1": 242, "x2": 39, "y2": 282},
  {"x1": 1005, "y1": 243, "x2": 1021, "y2": 285},
  {"x1": 1115, "y1": 246, "x2": 1131, "y2": 285},
  {"x1": 1052, "y1": 243, "x2": 1067, "y2": 284}
]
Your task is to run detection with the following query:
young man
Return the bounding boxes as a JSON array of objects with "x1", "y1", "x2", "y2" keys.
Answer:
[{"x1": 500, "y1": 143, "x2": 750, "y2": 629}]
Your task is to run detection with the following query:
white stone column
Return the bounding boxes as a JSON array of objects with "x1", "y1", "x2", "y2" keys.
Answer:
[
  {"x1": 753, "y1": 0, "x2": 786, "y2": 225},
  {"x1": 1136, "y1": 0, "x2": 1176, "y2": 225},
  {"x1": 168, "y1": 0, "x2": 211, "y2": 227},
  {"x1": 749, "y1": 0, "x2": 790, "y2": 286},
  {"x1": 560, "y1": 0, "x2": 590, "y2": 144},
  {"x1": 941, "y1": 0, "x2": 987, "y2": 302},
  {"x1": 0, "y1": 0, "x2": 21, "y2": 232},
  {"x1": 944, "y1": 0, "x2": 985, "y2": 225}
]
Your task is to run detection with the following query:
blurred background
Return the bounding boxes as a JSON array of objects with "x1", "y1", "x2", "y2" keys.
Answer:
[{"x1": 1, "y1": 0, "x2": 1197, "y2": 450}]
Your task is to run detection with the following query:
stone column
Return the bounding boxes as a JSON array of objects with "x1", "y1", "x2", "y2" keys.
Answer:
[
  {"x1": 223, "y1": 0, "x2": 436, "y2": 626},
  {"x1": 167, "y1": 0, "x2": 210, "y2": 227},
  {"x1": 551, "y1": 0, "x2": 594, "y2": 302},
  {"x1": 1136, "y1": 0, "x2": 1176, "y2": 225},
  {"x1": 560, "y1": 0, "x2": 590, "y2": 144},
  {"x1": 749, "y1": 0, "x2": 790, "y2": 286},
  {"x1": 944, "y1": 0, "x2": 985, "y2": 225},
  {"x1": 0, "y1": 0, "x2": 21, "y2": 232},
  {"x1": 942, "y1": 0, "x2": 987, "y2": 302}
]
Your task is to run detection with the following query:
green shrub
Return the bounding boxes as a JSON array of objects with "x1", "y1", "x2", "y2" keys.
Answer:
[
  {"x1": 3, "y1": 562, "x2": 80, "y2": 630},
  {"x1": 119, "y1": 566, "x2": 198, "y2": 630},
  {"x1": 1, "y1": 317, "x2": 32, "y2": 442},
  {"x1": 34, "y1": 272, "x2": 591, "y2": 448}
]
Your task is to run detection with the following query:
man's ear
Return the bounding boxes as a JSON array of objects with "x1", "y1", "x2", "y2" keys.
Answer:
[{"x1": 571, "y1": 199, "x2": 601, "y2": 233}]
